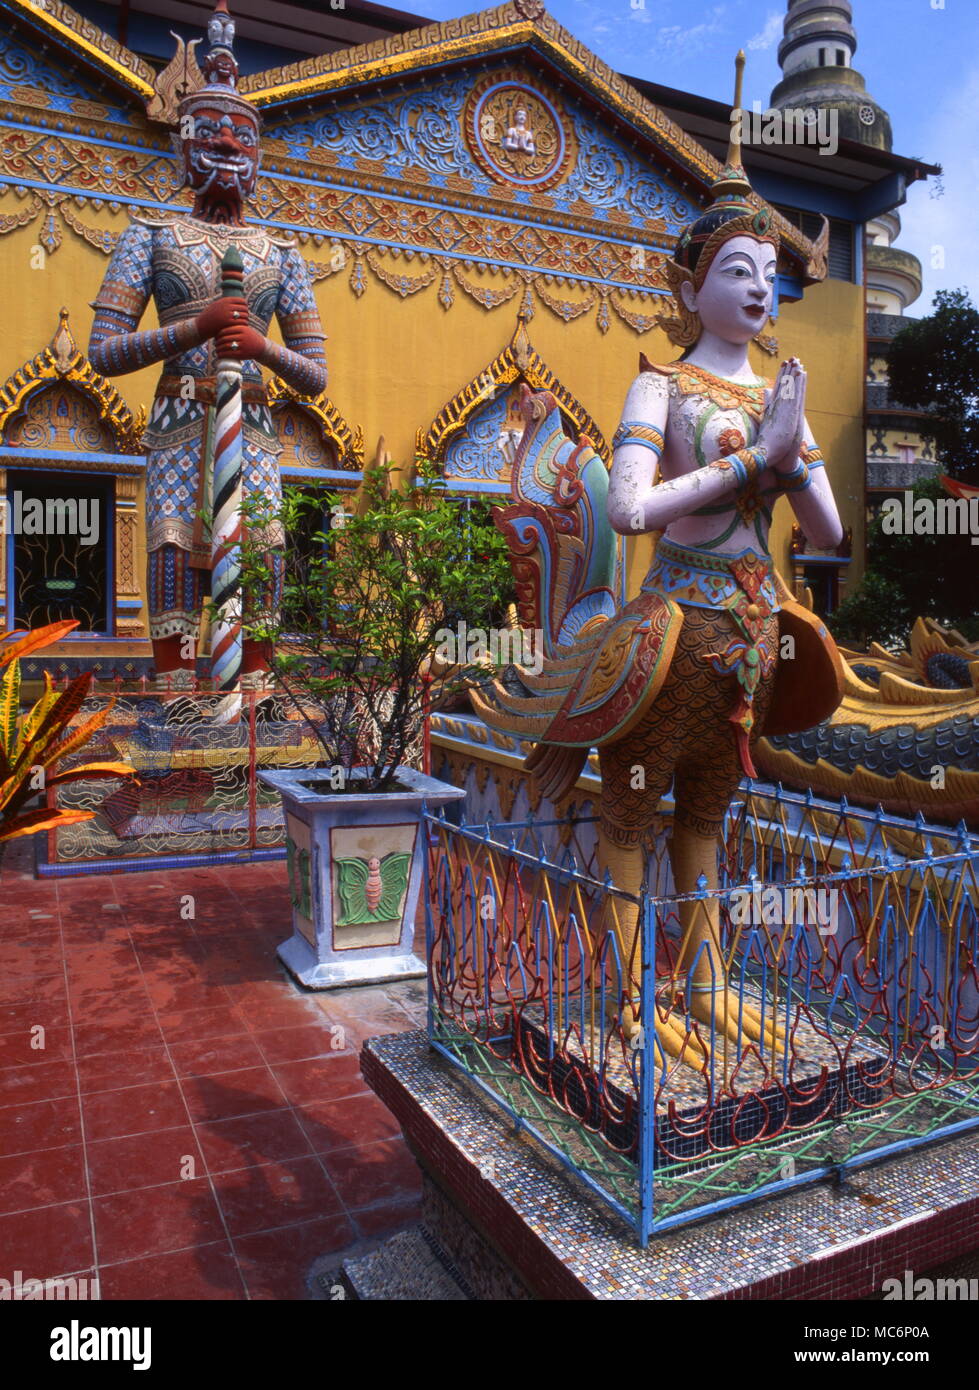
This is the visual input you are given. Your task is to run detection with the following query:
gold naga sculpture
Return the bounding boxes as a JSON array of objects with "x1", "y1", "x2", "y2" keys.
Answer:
[
  {"x1": 756, "y1": 614, "x2": 979, "y2": 825},
  {"x1": 474, "y1": 54, "x2": 846, "y2": 1065},
  {"x1": 756, "y1": 470, "x2": 979, "y2": 825}
]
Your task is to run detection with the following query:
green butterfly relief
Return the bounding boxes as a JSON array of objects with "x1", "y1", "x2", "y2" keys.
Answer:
[{"x1": 335, "y1": 851, "x2": 411, "y2": 926}]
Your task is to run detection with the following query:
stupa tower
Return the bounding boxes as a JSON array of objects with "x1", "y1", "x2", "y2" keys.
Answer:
[{"x1": 770, "y1": 0, "x2": 891, "y2": 151}]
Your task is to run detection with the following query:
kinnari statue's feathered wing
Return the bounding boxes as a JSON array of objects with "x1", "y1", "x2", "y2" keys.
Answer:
[{"x1": 471, "y1": 386, "x2": 683, "y2": 803}]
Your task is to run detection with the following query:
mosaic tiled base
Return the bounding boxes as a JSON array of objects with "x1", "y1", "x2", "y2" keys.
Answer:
[
  {"x1": 363, "y1": 1031, "x2": 979, "y2": 1300},
  {"x1": 342, "y1": 1227, "x2": 470, "y2": 1301},
  {"x1": 421, "y1": 1175, "x2": 533, "y2": 1301},
  {"x1": 104, "y1": 807, "x2": 283, "y2": 838},
  {"x1": 42, "y1": 708, "x2": 316, "y2": 873},
  {"x1": 19, "y1": 657, "x2": 227, "y2": 682},
  {"x1": 20, "y1": 656, "x2": 155, "y2": 682}
]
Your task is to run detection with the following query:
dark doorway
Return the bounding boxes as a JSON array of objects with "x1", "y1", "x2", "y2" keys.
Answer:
[
  {"x1": 803, "y1": 564, "x2": 838, "y2": 618},
  {"x1": 7, "y1": 469, "x2": 113, "y2": 633}
]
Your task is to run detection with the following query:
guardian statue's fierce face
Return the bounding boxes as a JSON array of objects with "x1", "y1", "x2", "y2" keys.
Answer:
[{"x1": 182, "y1": 105, "x2": 259, "y2": 210}]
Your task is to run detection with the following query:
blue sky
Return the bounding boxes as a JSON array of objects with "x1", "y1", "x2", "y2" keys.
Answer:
[{"x1": 415, "y1": 0, "x2": 979, "y2": 314}]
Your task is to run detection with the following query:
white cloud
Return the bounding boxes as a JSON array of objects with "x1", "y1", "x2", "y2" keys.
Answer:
[
  {"x1": 747, "y1": 12, "x2": 782, "y2": 53},
  {"x1": 574, "y1": 0, "x2": 726, "y2": 48},
  {"x1": 654, "y1": 5, "x2": 727, "y2": 55}
]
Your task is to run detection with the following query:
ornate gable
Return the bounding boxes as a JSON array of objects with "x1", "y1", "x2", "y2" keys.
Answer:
[
  {"x1": 264, "y1": 61, "x2": 698, "y2": 247},
  {"x1": 0, "y1": 1, "x2": 823, "y2": 344},
  {"x1": 417, "y1": 317, "x2": 606, "y2": 488},
  {"x1": 245, "y1": 0, "x2": 820, "y2": 280},
  {"x1": 2, "y1": 0, "x2": 155, "y2": 102},
  {"x1": 0, "y1": 0, "x2": 822, "y2": 285},
  {"x1": 0, "y1": 308, "x2": 144, "y2": 460},
  {"x1": 0, "y1": 30, "x2": 135, "y2": 118},
  {"x1": 267, "y1": 379, "x2": 363, "y2": 475}
]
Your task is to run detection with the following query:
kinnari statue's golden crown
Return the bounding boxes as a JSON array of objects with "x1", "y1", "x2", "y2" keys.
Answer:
[{"x1": 657, "y1": 51, "x2": 780, "y2": 346}]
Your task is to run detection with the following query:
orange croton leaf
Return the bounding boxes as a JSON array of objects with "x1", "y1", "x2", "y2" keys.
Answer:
[
  {"x1": 0, "y1": 620, "x2": 79, "y2": 672},
  {"x1": 44, "y1": 762, "x2": 138, "y2": 786},
  {"x1": 27, "y1": 672, "x2": 93, "y2": 756},
  {"x1": 0, "y1": 806, "x2": 94, "y2": 843}
]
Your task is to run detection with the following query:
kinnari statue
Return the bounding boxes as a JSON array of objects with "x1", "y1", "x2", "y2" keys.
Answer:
[
  {"x1": 87, "y1": 0, "x2": 327, "y2": 693},
  {"x1": 474, "y1": 53, "x2": 845, "y2": 1064}
]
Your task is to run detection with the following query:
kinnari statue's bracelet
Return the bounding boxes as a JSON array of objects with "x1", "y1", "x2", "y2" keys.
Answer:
[
  {"x1": 778, "y1": 459, "x2": 813, "y2": 493},
  {"x1": 719, "y1": 444, "x2": 766, "y2": 490},
  {"x1": 800, "y1": 445, "x2": 824, "y2": 468},
  {"x1": 612, "y1": 421, "x2": 665, "y2": 457}
]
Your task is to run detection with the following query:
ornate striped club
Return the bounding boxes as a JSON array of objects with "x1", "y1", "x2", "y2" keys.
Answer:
[{"x1": 210, "y1": 247, "x2": 245, "y2": 720}]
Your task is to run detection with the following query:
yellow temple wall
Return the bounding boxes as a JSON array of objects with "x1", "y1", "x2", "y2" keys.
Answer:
[
  {"x1": 296, "y1": 254, "x2": 867, "y2": 599},
  {"x1": 0, "y1": 215, "x2": 149, "y2": 409},
  {"x1": 773, "y1": 276, "x2": 867, "y2": 587}
]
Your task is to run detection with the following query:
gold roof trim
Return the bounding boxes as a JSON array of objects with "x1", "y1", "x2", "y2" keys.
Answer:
[
  {"x1": 0, "y1": 307, "x2": 145, "y2": 457},
  {"x1": 7, "y1": 0, "x2": 156, "y2": 98},
  {"x1": 416, "y1": 317, "x2": 608, "y2": 465},
  {"x1": 266, "y1": 377, "x2": 364, "y2": 472}
]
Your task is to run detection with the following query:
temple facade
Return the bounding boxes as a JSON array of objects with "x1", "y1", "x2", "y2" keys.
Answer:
[{"x1": 0, "y1": 0, "x2": 936, "y2": 678}]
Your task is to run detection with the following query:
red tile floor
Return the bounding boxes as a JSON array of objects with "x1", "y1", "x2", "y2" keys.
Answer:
[{"x1": 0, "y1": 840, "x2": 426, "y2": 1299}]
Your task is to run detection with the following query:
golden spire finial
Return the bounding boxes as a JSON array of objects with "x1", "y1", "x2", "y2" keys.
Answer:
[
  {"x1": 51, "y1": 307, "x2": 77, "y2": 374},
  {"x1": 511, "y1": 317, "x2": 534, "y2": 370},
  {"x1": 708, "y1": 49, "x2": 753, "y2": 203},
  {"x1": 725, "y1": 49, "x2": 747, "y2": 171}
]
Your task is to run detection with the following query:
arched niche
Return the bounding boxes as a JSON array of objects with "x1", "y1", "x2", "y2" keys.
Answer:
[
  {"x1": 0, "y1": 308, "x2": 144, "y2": 638},
  {"x1": 267, "y1": 378, "x2": 363, "y2": 485},
  {"x1": 415, "y1": 319, "x2": 607, "y2": 497}
]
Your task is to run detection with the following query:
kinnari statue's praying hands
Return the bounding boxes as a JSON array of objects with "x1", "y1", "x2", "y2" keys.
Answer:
[
  {"x1": 87, "y1": 0, "x2": 327, "y2": 692},
  {"x1": 475, "y1": 54, "x2": 845, "y2": 1066}
]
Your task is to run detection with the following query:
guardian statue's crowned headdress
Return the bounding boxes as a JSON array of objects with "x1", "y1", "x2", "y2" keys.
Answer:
[{"x1": 178, "y1": 0, "x2": 261, "y2": 132}]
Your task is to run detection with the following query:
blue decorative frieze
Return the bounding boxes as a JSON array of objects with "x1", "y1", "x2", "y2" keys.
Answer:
[
  {"x1": 565, "y1": 106, "x2": 697, "y2": 229},
  {"x1": 0, "y1": 35, "x2": 130, "y2": 120},
  {"x1": 267, "y1": 66, "x2": 696, "y2": 238},
  {"x1": 270, "y1": 81, "x2": 473, "y2": 173}
]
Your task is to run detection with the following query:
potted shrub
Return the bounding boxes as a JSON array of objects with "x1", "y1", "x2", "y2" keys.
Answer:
[{"x1": 238, "y1": 460, "x2": 514, "y2": 987}]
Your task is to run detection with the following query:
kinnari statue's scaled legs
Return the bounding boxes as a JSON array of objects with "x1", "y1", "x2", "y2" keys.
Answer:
[{"x1": 596, "y1": 605, "x2": 785, "y2": 1064}]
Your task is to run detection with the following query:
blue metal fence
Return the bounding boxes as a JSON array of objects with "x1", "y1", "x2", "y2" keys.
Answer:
[{"x1": 424, "y1": 788, "x2": 979, "y2": 1243}]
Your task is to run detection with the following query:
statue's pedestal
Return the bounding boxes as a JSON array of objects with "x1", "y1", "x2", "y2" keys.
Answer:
[
  {"x1": 511, "y1": 1002, "x2": 888, "y2": 1160},
  {"x1": 360, "y1": 1031, "x2": 979, "y2": 1300}
]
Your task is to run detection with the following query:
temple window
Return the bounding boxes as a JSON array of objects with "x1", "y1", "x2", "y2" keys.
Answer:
[
  {"x1": 5, "y1": 469, "x2": 114, "y2": 635},
  {"x1": 275, "y1": 478, "x2": 365, "y2": 642},
  {"x1": 774, "y1": 204, "x2": 855, "y2": 281},
  {"x1": 804, "y1": 564, "x2": 837, "y2": 614}
]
